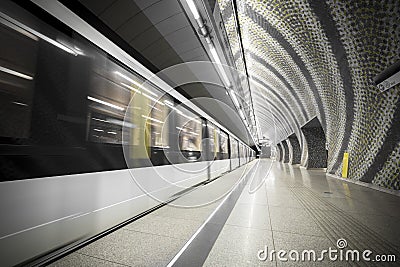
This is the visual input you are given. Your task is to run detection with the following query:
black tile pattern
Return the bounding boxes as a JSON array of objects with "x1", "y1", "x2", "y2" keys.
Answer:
[
  {"x1": 276, "y1": 143, "x2": 283, "y2": 162},
  {"x1": 281, "y1": 140, "x2": 289, "y2": 163},
  {"x1": 301, "y1": 126, "x2": 327, "y2": 169},
  {"x1": 288, "y1": 134, "x2": 301, "y2": 164}
]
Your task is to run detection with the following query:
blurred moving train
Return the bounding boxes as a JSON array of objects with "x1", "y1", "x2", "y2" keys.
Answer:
[{"x1": 0, "y1": 1, "x2": 256, "y2": 265}]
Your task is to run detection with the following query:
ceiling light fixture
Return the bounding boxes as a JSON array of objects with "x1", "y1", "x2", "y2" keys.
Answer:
[
  {"x1": 229, "y1": 89, "x2": 240, "y2": 108},
  {"x1": 185, "y1": 0, "x2": 201, "y2": 20}
]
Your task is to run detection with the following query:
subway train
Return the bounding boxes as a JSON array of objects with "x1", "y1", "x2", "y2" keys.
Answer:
[{"x1": 0, "y1": 1, "x2": 256, "y2": 266}]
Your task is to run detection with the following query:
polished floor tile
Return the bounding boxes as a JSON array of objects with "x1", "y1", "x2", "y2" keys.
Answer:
[
  {"x1": 48, "y1": 252, "x2": 129, "y2": 267},
  {"x1": 78, "y1": 229, "x2": 185, "y2": 267},
  {"x1": 50, "y1": 159, "x2": 400, "y2": 266},
  {"x1": 225, "y1": 203, "x2": 271, "y2": 230},
  {"x1": 122, "y1": 214, "x2": 203, "y2": 240},
  {"x1": 203, "y1": 224, "x2": 275, "y2": 267},
  {"x1": 268, "y1": 206, "x2": 326, "y2": 237}
]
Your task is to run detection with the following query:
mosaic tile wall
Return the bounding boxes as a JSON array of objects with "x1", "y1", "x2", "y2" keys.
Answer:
[{"x1": 217, "y1": 0, "x2": 400, "y2": 189}]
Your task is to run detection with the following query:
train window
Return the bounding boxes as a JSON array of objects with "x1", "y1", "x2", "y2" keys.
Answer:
[
  {"x1": 85, "y1": 53, "x2": 172, "y2": 149},
  {"x1": 230, "y1": 138, "x2": 238, "y2": 158},
  {"x1": 207, "y1": 122, "x2": 218, "y2": 159},
  {"x1": 219, "y1": 131, "x2": 229, "y2": 158},
  {"x1": 89, "y1": 113, "x2": 123, "y2": 144},
  {"x1": 113, "y1": 67, "x2": 171, "y2": 164},
  {"x1": 86, "y1": 57, "x2": 135, "y2": 145},
  {"x1": 0, "y1": 15, "x2": 37, "y2": 139},
  {"x1": 178, "y1": 117, "x2": 202, "y2": 152},
  {"x1": 148, "y1": 94, "x2": 171, "y2": 149},
  {"x1": 176, "y1": 105, "x2": 202, "y2": 160}
]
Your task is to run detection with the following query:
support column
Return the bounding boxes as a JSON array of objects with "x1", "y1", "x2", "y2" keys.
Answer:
[
  {"x1": 288, "y1": 134, "x2": 301, "y2": 164},
  {"x1": 276, "y1": 143, "x2": 283, "y2": 162},
  {"x1": 282, "y1": 141, "x2": 290, "y2": 163},
  {"x1": 301, "y1": 117, "x2": 327, "y2": 169}
]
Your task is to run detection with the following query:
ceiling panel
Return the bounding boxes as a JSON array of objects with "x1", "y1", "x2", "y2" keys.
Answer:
[
  {"x1": 133, "y1": 0, "x2": 161, "y2": 10},
  {"x1": 163, "y1": 26, "x2": 196, "y2": 47},
  {"x1": 116, "y1": 12, "x2": 153, "y2": 42},
  {"x1": 141, "y1": 0, "x2": 181, "y2": 23},
  {"x1": 79, "y1": 0, "x2": 116, "y2": 15},
  {"x1": 99, "y1": 0, "x2": 141, "y2": 29},
  {"x1": 153, "y1": 13, "x2": 187, "y2": 34},
  {"x1": 131, "y1": 26, "x2": 166, "y2": 52}
]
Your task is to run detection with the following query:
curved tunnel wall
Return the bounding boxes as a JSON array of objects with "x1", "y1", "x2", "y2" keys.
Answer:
[
  {"x1": 288, "y1": 134, "x2": 301, "y2": 164},
  {"x1": 219, "y1": 1, "x2": 400, "y2": 189}
]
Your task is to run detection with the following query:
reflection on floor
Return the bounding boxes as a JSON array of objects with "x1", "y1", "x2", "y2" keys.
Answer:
[{"x1": 50, "y1": 159, "x2": 400, "y2": 266}]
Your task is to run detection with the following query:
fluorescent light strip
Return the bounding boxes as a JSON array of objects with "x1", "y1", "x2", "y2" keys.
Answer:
[
  {"x1": 87, "y1": 96, "x2": 125, "y2": 111},
  {"x1": 185, "y1": 0, "x2": 201, "y2": 20},
  {"x1": 12, "y1": 101, "x2": 28, "y2": 106},
  {"x1": 209, "y1": 46, "x2": 231, "y2": 87},
  {"x1": 107, "y1": 131, "x2": 117, "y2": 135},
  {"x1": 164, "y1": 100, "x2": 174, "y2": 106},
  {"x1": 116, "y1": 71, "x2": 158, "y2": 97},
  {"x1": 0, "y1": 66, "x2": 33, "y2": 80},
  {"x1": 229, "y1": 90, "x2": 240, "y2": 108},
  {"x1": 176, "y1": 127, "x2": 186, "y2": 132},
  {"x1": 93, "y1": 128, "x2": 103, "y2": 132},
  {"x1": 0, "y1": 12, "x2": 79, "y2": 55},
  {"x1": 115, "y1": 71, "x2": 135, "y2": 84},
  {"x1": 92, "y1": 117, "x2": 108, "y2": 123},
  {"x1": 140, "y1": 86, "x2": 158, "y2": 97},
  {"x1": 57, "y1": 38, "x2": 85, "y2": 55},
  {"x1": 178, "y1": 112, "x2": 195, "y2": 121},
  {"x1": 238, "y1": 109, "x2": 245, "y2": 120},
  {"x1": 210, "y1": 46, "x2": 221, "y2": 64},
  {"x1": 149, "y1": 104, "x2": 162, "y2": 112},
  {"x1": 39, "y1": 34, "x2": 77, "y2": 55},
  {"x1": 0, "y1": 16, "x2": 38, "y2": 41},
  {"x1": 121, "y1": 82, "x2": 141, "y2": 93},
  {"x1": 141, "y1": 115, "x2": 164, "y2": 124},
  {"x1": 10, "y1": 16, "x2": 78, "y2": 55},
  {"x1": 164, "y1": 101, "x2": 184, "y2": 114},
  {"x1": 142, "y1": 92, "x2": 164, "y2": 105}
]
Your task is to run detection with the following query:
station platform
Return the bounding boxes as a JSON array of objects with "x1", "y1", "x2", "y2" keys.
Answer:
[{"x1": 49, "y1": 159, "x2": 400, "y2": 266}]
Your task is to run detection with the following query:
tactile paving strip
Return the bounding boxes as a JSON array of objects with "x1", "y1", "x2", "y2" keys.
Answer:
[{"x1": 290, "y1": 187, "x2": 399, "y2": 266}]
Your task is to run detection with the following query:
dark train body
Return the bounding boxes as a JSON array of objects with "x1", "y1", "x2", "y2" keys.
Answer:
[{"x1": 0, "y1": 1, "x2": 255, "y2": 265}]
